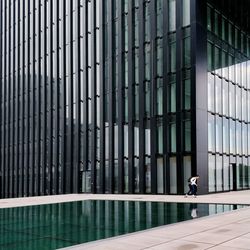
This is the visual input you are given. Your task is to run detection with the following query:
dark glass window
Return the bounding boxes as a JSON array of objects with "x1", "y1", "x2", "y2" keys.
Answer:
[
  {"x1": 170, "y1": 42, "x2": 176, "y2": 73},
  {"x1": 168, "y1": 0, "x2": 176, "y2": 32},
  {"x1": 170, "y1": 116, "x2": 176, "y2": 153},
  {"x1": 214, "y1": 11, "x2": 219, "y2": 36},
  {"x1": 170, "y1": 157, "x2": 177, "y2": 193},
  {"x1": 184, "y1": 119, "x2": 191, "y2": 152},
  {"x1": 183, "y1": 37, "x2": 191, "y2": 68},
  {"x1": 156, "y1": 0, "x2": 163, "y2": 36},
  {"x1": 182, "y1": 0, "x2": 190, "y2": 27},
  {"x1": 207, "y1": 6, "x2": 212, "y2": 31},
  {"x1": 157, "y1": 119, "x2": 163, "y2": 154},
  {"x1": 184, "y1": 79, "x2": 191, "y2": 110},
  {"x1": 169, "y1": 82, "x2": 176, "y2": 113}
]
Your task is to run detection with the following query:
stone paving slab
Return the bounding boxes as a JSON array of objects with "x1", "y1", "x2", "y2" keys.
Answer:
[{"x1": 0, "y1": 190, "x2": 250, "y2": 209}]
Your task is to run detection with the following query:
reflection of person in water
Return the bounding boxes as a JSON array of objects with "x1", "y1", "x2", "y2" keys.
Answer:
[{"x1": 189, "y1": 203, "x2": 198, "y2": 219}]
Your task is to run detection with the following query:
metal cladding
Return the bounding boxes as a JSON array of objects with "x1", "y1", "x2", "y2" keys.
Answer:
[{"x1": 0, "y1": 0, "x2": 249, "y2": 198}]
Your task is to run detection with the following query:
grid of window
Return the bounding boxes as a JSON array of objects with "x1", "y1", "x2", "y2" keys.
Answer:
[
  {"x1": 0, "y1": 0, "x2": 197, "y2": 198},
  {"x1": 207, "y1": 3, "x2": 250, "y2": 192}
]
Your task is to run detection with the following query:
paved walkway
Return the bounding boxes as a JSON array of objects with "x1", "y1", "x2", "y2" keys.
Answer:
[{"x1": 1, "y1": 191, "x2": 250, "y2": 250}]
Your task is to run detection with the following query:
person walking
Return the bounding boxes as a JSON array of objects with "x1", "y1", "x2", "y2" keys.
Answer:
[
  {"x1": 185, "y1": 175, "x2": 199, "y2": 197},
  {"x1": 190, "y1": 175, "x2": 199, "y2": 197}
]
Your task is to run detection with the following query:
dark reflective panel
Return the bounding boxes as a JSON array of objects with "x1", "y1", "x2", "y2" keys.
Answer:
[{"x1": 0, "y1": 200, "x2": 246, "y2": 250}]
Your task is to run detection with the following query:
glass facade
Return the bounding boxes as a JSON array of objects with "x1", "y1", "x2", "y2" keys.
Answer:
[
  {"x1": 207, "y1": 0, "x2": 250, "y2": 192},
  {"x1": 0, "y1": 0, "x2": 249, "y2": 198}
]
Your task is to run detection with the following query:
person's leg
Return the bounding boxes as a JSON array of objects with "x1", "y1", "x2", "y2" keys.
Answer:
[
  {"x1": 185, "y1": 184, "x2": 191, "y2": 197},
  {"x1": 193, "y1": 185, "x2": 197, "y2": 197},
  {"x1": 191, "y1": 184, "x2": 195, "y2": 195},
  {"x1": 187, "y1": 184, "x2": 192, "y2": 195}
]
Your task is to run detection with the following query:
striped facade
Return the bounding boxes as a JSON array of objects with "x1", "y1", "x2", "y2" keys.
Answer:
[{"x1": 0, "y1": 0, "x2": 249, "y2": 198}]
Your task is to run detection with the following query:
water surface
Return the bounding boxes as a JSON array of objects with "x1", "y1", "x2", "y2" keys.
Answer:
[{"x1": 0, "y1": 200, "x2": 245, "y2": 249}]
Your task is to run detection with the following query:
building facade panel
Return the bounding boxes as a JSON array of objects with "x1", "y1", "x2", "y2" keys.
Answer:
[
  {"x1": 0, "y1": 0, "x2": 250, "y2": 198},
  {"x1": 207, "y1": 0, "x2": 250, "y2": 192}
]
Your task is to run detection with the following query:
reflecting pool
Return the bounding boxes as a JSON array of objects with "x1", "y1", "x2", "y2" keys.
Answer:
[{"x1": 0, "y1": 200, "x2": 246, "y2": 249}]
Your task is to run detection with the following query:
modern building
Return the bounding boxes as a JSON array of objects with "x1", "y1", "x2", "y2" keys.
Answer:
[{"x1": 0, "y1": 0, "x2": 250, "y2": 198}]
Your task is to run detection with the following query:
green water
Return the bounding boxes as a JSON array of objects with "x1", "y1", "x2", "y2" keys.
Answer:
[{"x1": 0, "y1": 200, "x2": 245, "y2": 249}]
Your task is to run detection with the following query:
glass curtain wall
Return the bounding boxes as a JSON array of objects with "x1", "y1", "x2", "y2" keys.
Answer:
[
  {"x1": 168, "y1": 0, "x2": 192, "y2": 193},
  {"x1": 207, "y1": 2, "x2": 250, "y2": 192},
  {"x1": 0, "y1": 0, "x2": 193, "y2": 197}
]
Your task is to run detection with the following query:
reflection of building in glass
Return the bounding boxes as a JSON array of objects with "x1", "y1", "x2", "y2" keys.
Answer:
[
  {"x1": 0, "y1": 0, "x2": 249, "y2": 198},
  {"x1": 207, "y1": 0, "x2": 250, "y2": 192}
]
